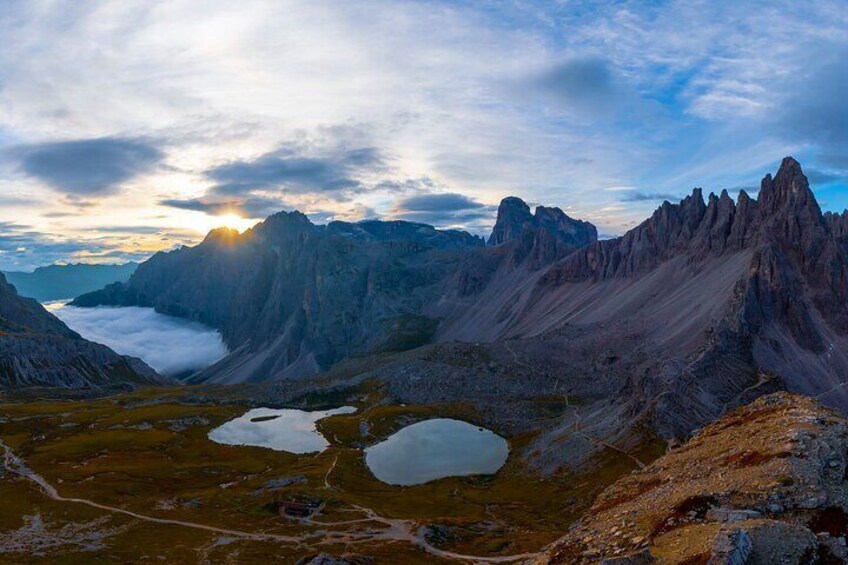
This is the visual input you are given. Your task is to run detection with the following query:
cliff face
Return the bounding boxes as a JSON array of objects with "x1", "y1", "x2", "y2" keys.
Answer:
[
  {"x1": 74, "y1": 215, "x2": 486, "y2": 383},
  {"x1": 537, "y1": 393, "x2": 848, "y2": 565},
  {"x1": 415, "y1": 158, "x2": 848, "y2": 477},
  {"x1": 0, "y1": 274, "x2": 161, "y2": 390},
  {"x1": 534, "y1": 158, "x2": 848, "y2": 427},
  {"x1": 487, "y1": 197, "x2": 598, "y2": 268}
]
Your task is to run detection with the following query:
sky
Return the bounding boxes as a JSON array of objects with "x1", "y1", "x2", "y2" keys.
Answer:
[{"x1": 1, "y1": 0, "x2": 847, "y2": 270}]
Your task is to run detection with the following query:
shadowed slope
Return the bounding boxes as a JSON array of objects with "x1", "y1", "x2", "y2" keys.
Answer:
[{"x1": 0, "y1": 273, "x2": 162, "y2": 390}]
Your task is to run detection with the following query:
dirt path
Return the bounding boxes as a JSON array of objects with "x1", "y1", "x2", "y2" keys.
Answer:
[{"x1": 1, "y1": 438, "x2": 538, "y2": 563}]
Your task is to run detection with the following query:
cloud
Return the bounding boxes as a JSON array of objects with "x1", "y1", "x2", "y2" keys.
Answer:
[
  {"x1": 207, "y1": 145, "x2": 383, "y2": 196},
  {"x1": 805, "y1": 167, "x2": 848, "y2": 186},
  {"x1": 395, "y1": 193, "x2": 486, "y2": 213},
  {"x1": 159, "y1": 141, "x2": 386, "y2": 222},
  {"x1": 619, "y1": 191, "x2": 682, "y2": 202},
  {"x1": 52, "y1": 304, "x2": 227, "y2": 376},
  {"x1": 160, "y1": 194, "x2": 287, "y2": 219},
  {"x1": 2, "y1": 0, "x2": 848, "y2": 259},
  {"x1": 535, "y1": 56, "x2": 617, "y2": 109},
  {"x1": 776, "y1": 51, "x2": 848, "y2": 167},
  {"x1": 391, "y1": 192, "x2": 495, "y2": 228},
  {"x1": 14, "y1": 137, "x2": 163, "y2": 195},
  {"x1": 0, "y1": 221, "x2": 173, "y2": 272}
]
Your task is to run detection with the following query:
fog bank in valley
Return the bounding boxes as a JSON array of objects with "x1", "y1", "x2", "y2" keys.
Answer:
[{"x1": 52, "y1": 305, "x2": 228, "y2": 376}]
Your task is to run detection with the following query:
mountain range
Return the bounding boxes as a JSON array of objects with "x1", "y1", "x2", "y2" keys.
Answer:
[
  {"x1": 4, "y1": 157, "x2": 848, "y2": 562},
  {"x1": 3, "y1": 262, "x2": 137, "y2": 302},
  {"x1": 65, "y1": 157, "x2": 848, "y2": 471}
]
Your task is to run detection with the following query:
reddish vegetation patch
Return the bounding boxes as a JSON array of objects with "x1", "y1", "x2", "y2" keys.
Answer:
[
  {"x1": 724, "y1": 450, "x2": 792, "y2": 468},
  {"x1": 651, "y1": 495, "x2": 718, "y2": 537},
  {"x1": 592, "y1": 477, "x2": 664, "y2": 512},
  {"x1": 808, "y1": 506, "x2": 848, "y2": 537},
  {"x1": 704, "y1": 404, "x2": 787, "y2": 436}
]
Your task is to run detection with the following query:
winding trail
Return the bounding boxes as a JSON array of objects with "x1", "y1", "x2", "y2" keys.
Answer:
[{"x1": 1, "y1": 438, "x2": 538, "y2": 563}]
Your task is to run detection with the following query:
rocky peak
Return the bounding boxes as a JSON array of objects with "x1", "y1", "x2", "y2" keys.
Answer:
[
  {"x1": 759, "y1": 157, "x2": 819, "y2": 216},
  {"x1": 488, "y1": 196, "x2": 534, "y2": 246},
  {"x1": 487, "y1": 196, "x2": 597, "y2": 269},
  {"x1": 538, "y1": 393, "x2": 848, "y2": 564},
  {"x1": 202, "y1": 227, "x2": 241, "y2": 246}
]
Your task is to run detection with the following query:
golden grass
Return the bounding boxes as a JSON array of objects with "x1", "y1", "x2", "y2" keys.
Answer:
[{"x1": 0, "y1": 390, "x2": 656, "y2": 562}]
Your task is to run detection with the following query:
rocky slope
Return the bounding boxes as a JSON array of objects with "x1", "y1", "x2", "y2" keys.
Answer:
[
  {"x1": 536, "y1": 392, "x2": 848, "y2": 564},
  {"x1": 73, "y1": 215, "x2": 486, "y2": 383},
  {"x1": 74, "y1": 200, "x2": 596, "y2": 385},
  {"x1": 418, "y1": 158, "x2": 848, "y2": 471},
  {"x1": 72, "y1": 158, "x2": 848, "y2": 476},
  {"x1": 0, "y1": 273, "x2": 162, "y2": 390}
]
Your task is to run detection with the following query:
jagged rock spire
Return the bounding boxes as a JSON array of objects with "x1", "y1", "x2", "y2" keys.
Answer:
[{"x1": 758, "y1": 156, "x2": 821, "y2": 218}]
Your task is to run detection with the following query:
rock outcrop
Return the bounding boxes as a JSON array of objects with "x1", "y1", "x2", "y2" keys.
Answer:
[
  {"x1": 488, "y1": 197, "x2": 597, "y2": 268},
  {"x1": 536, "y1": 393, "x2": 848, "y2": 564},
  {"x1": 0, "y1": 273, "x2": 161, "y2": 390}
]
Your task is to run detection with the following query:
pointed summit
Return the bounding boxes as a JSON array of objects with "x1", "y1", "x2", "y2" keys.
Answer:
[{"x1": 758, "y1": 156, "x2": 820, "y2": 218}]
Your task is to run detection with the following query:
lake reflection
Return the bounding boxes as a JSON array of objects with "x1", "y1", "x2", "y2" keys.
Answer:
[
  {"x1": 365, "y1": 418, "x2": 509, "y2": 485},
  {"x1": 208, "y1": 406, "x2": 356, "y2": 454}
]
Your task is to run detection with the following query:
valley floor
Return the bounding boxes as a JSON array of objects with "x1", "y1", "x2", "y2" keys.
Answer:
[{"x1": 0, "y1": 386, "x2": 649, "y2": 563}]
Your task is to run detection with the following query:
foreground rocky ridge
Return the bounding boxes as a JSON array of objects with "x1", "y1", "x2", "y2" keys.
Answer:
[
  {"x1": 537, "y1": 392, "x2": 848, "y2": 564},
  {"x1": 0, "y1": 273, "x2": 161, "y2": 390}
]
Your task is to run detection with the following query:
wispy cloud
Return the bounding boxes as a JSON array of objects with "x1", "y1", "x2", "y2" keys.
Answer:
[{"x1": 391, "y1": 192, "x2": 496, "y2": 229}]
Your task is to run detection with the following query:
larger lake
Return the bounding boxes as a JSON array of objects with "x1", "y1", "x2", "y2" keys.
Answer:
[
  {"x1": 364, "y1": 418, "x2": 509, "y2": 486},
  {"x1": 208, "y1": 406, "x2": 356, "y2": 454}
]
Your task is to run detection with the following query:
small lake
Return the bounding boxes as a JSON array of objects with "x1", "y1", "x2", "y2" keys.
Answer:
[
  {"x1": 208, "y1": 406, "x2": 356, "y2": 454},
  {"x1": 364, "y1": 418, "x2": 509, "y2": 486}
]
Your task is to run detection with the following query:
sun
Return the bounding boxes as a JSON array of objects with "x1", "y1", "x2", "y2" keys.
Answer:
[{"x1": 195, "y1": 212, "x2": 257, "y2": 235}]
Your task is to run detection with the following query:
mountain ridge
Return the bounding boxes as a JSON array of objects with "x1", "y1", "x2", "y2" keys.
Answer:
[
  {"x1": 71, "y1": 159, "x2": 848, "y2": 459},
  {"x1": 0, "y1": 273, "x2": 163, "y2": 391},
  {"x1": 3, "y1": 262, "x2": 137, "y2": 302}
]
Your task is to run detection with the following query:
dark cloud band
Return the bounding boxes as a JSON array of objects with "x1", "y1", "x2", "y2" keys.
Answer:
[{"x1": 15, "y1": 137, "x2": 163, "y2": 195}]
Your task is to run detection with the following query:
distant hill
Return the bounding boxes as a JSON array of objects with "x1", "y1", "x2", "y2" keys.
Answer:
[{"x1": 3, "y1": 262, "x2": 137, "y2": 301}]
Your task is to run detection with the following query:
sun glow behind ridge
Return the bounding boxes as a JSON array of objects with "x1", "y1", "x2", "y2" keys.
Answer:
[{"x1": 195, "y1": 213, "x2": 258, "y2": 235}]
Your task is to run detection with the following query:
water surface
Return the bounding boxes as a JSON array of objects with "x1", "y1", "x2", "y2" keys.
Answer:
[
  {"x1": 208, "y1": 406, "x2": 356, "y2": 453},
  {"x1": 365, "y1": 418, "x2": 509, "y2": 485}
]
